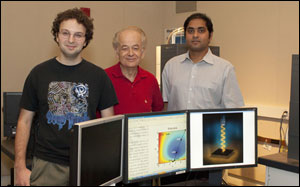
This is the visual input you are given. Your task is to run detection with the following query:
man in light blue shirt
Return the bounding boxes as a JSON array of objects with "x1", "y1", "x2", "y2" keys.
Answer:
[{"x1": 162, "y1": 13, "x2": 244, "y2": 111}]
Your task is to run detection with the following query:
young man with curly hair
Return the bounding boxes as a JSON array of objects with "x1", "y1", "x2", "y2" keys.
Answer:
[{"x1": 14, "y1": 8, "x2": 118, "y2": 186}]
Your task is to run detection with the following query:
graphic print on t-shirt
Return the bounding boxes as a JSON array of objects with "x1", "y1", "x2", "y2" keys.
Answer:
[{"x1": 46, "y1": 81, "x2": 90, "y2": 130}]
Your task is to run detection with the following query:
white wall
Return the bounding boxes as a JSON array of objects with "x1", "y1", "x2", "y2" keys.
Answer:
[{"x1": 162, "y1": 1, "x2": 299, "y2": 110}]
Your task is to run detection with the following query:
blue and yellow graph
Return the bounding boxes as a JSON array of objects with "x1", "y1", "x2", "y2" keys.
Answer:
[{"x1": 158, "y1": 130, "x2": 186, "y2": 163}]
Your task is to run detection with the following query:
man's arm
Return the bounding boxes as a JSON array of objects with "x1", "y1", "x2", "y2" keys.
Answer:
[
  {"x1": 100, "y1": 106, "x2": 115, "y2": 118},
  {"x1": 222, "y1": 67, "x2": 244, "y2": 108},
  {"x1": 14, "y1": 109, "x2": 35, "y2": 186}
]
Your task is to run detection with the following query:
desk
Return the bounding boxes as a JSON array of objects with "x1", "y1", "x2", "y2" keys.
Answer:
[
  {"x1": 162, "y1": 179, "x2": 211, "y2": 186},
  {"x1": 159, "y1": 170, "x2": 222, "y2": 186},
  {"x1": 258, "y1": 152, "x2": 299, "y2": 186},
  {"x1": 1, "y1": 139, "x2": 15, "y2": 161}
]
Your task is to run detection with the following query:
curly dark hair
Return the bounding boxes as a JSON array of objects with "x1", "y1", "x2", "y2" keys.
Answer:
[{"x1": 51, "y1": 8, "x2": 94, "y2": 49}]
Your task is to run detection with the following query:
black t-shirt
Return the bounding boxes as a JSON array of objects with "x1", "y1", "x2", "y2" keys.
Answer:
[{"x1": 20, "y1": 58, "x2": 118, "y2": 165}]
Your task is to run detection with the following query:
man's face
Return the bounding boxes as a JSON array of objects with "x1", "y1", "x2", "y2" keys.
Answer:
[
  {"x1": 56, "y1": 19, "x2": 86, "y2": 59},
  {"x1": 116, "y1": 30, "x2": 145, "y2": 68},
  {"x1": 185, "y1": 18, "x2": 212, "y2": 52}
]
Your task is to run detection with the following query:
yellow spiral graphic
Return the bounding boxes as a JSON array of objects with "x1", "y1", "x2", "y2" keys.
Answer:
[{"x1": 220, "y1": 124, "x2": 226, "y2": 152}]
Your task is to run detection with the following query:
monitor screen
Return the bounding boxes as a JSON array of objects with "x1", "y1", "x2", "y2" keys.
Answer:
[
  {"x1": 3, "y1": 92, "x2": 22, "y2": 137},
  {"x1": 124, "y1": 111, "x2": 188, "y2": 184},
  {"x1": 69, "y1": 115, "x2": 124, "y2": 186},
  {"x1": 189, "y1": 108, "x2": 257, "y2": 171}
]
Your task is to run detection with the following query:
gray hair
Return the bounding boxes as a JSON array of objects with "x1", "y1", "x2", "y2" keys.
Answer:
[{"x1": 112, "y1": 26, "x2": 147, "y2": 50}]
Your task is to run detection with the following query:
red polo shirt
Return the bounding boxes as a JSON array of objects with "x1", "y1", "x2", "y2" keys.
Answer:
[{"x1": 105, "y1": 62, "x2": 164, "y2": 115}]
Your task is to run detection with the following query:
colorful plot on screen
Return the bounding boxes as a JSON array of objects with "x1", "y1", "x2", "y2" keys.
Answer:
[{"x1": 159, "y1": 130, "x2": 186, "y2": 163}]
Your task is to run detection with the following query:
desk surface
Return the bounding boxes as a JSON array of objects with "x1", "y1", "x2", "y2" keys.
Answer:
[
  {"x1": 258, "y1": 152, "x2": 299, "y2": 173},
  {"x1": 1, "y1": 138, "x2": 32, "y2": 168},
  {"x1": 1, "y1": 139, "x2": 15, "y2": 161}
]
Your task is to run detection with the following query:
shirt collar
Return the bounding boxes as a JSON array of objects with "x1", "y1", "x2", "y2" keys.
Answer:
[
  {"x1": 183, "y1": 48, "x2": 215, "y2": 65},
  {"x1": 111, "y1": 62, "x2": 123, "y2": 78},
  {"x1": 112, "y1": 62, "x2": 148, "y2": 79}
]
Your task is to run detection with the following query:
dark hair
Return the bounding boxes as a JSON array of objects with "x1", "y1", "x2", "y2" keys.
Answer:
[
  {"x1": 51, "y1": 8, "x2": 94, "y2": 49},
  {"x1": 184, "y1": 13, "x2": 213, "y2": 38}
]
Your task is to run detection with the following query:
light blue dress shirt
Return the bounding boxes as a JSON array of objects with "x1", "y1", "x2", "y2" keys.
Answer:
[{"x1": 162, "y1": 48, "x2": 244, "y2": 111}]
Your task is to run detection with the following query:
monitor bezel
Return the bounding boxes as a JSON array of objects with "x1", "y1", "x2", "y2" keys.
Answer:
[
  {"x1": 123, "y1": 110, "x2": 189, "y2": 184},
  {"x1": 188, "y1": 107, "x2": 257, "y2": 172},
  {"x1": 70, "y1": 114, "x2": 124, "y2": 186}
]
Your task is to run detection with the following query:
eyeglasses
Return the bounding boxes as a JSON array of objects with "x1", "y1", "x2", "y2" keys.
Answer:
[{"x1": 59, "y1": 30, "x2": 86, "y2": 40}]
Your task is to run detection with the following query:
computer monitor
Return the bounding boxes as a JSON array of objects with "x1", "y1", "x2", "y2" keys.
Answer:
[
  {"x1": 189, "y1": 108, "x2": 257, "y2": 171},
  {"x1": 3, "y1": 92, "x2": 22, "y2": 137},
  {"x1": 123, "y1": 111, "x2": 188, "y2": 184},
  {"x1": 69, "y1": 115, "x2": 124, "y2": 186}
]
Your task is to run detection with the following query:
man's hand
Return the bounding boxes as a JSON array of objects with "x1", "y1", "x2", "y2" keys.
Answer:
[{"x1": 15, "y1": 167, "x2": 31, "y2": 186}]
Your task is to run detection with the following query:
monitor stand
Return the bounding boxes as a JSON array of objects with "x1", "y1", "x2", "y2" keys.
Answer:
[{"x1": 208, "y1": 169, "x2": 222, "y2": 185}]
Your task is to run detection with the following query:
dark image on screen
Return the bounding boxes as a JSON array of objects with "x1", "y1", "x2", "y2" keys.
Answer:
[
  {"x1": 3, "y1": 92, "x2": 22, "y2": 137},
  {"x1": 70, "y1": 116, "x2": 123, "y2": 186},
  {"x1": 81, "y1": 121, "x2": 122, "y2": 185},
  {"x1": 202, "y1": 113, "x2": 243, "y2": 165},
  {"x1": 124, "y1": 111, "x2": 188, "y2": 184}
]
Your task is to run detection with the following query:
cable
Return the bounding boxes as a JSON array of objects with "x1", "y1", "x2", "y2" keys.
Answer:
[
  {"x1": 222, "y1": 178, "x2": 228, "y2": 186},
  {"x1": 279, "y1": 111, "x2": 288, "y2": 153}
]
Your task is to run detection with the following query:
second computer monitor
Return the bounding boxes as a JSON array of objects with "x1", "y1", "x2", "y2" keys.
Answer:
[{"x1": 123, "y1": 111, "x2": 188, "y2": 184}]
